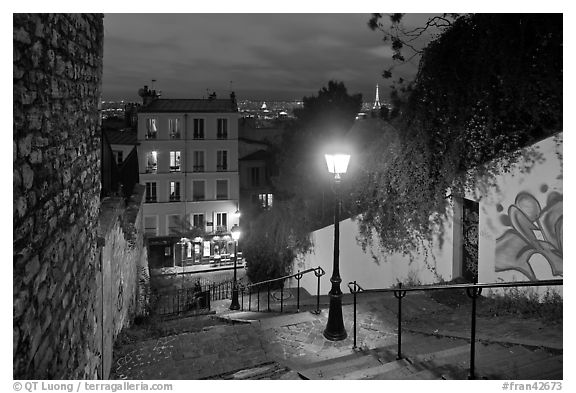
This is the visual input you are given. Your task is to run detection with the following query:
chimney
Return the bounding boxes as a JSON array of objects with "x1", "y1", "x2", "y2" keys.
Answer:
[{"x1": 138, "y1": 84, "x2": 160, "y2": 107}]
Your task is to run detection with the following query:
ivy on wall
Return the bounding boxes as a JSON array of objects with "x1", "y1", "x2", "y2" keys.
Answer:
[{"x1": 354, "y1": 14, "x2": 562, "y2": 255}]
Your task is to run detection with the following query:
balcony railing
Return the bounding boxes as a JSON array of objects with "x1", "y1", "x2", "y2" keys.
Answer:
[
  {"x1": 216, "y1": 165, "x2": 227, "y2": 172},
  {"x1": 193, "y1": 165, "x2": 205, "y2": 172},
  {"x1": 347, "y1": 279, "x2": 563, "y2": 379},
  {"x1": 169, "y1": 165, "x2": 181, "y2": 172}
]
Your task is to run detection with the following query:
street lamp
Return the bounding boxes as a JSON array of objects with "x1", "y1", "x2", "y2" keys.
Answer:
[
  {"x1": 230, "y1": 224, "x2": 241, "y2": 310},
  {"x1": 323, "y1": 152, "x2": 350, "y2": 341}
]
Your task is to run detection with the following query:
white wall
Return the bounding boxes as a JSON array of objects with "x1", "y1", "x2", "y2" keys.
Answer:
[{"x1": 292, "y1": 214, "x2": 454, "y2": 296}]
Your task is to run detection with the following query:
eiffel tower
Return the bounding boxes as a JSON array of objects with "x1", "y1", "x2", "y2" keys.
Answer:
[{"x1": 372, "y1": 83, "x2": 381, "y2": 110}]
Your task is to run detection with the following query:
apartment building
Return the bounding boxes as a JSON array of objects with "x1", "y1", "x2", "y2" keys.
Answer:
[{"x1": 137, "y1": 90, "x2": 240, "y2": 267}]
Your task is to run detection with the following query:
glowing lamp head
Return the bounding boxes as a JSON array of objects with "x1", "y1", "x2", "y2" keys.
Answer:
[
  {"x1": 231, "y1": 224, "x2": 241, "y2": 241},
  {"x1": 324, "y1": 153, "x2": 351, "y2": 178}
]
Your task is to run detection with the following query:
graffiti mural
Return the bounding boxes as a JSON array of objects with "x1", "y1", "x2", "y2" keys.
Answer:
[{"x1": 495, "y1": 190, "x2": 562, "y2": 280}]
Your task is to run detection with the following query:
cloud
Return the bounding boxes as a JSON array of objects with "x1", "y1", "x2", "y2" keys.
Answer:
[{"x1": 102, "y1": 13, "x2": 432, "y2": 100}]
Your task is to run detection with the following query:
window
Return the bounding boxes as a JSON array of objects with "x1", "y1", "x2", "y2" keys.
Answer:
[
  {"x1": 169, "y1": 181, "x2": 181, "y2": 201},
  {"x1": 251, "y1": 167, "x2": 260, "y2": 187},
  {"x1": 145, "y1": 182, "x2": 157, "y2": 202},
  {"x1": 216, "y1": 212, "x2": 228, "y2": 232},
  {"x1": 169, "y1": 118, "x2": 181, "y2": 139},
  {"x1": 193, "y1": 118, "x2": 205, "y2": 139},
  {"x1": 216, "y1": 150, "x2": 228, "y2": 171},
  {"x1": 144, "y1": 216, "x2": 157, "y2": 236},
  {"x1": 258, "y1": 193, "x2": 273, "y2": 209},
  {"x1": 193, "y1": 151, "x2": 205, "y2": 172},
  {"x1": 216, "y1": 180, "x2": 228, "y2": 200},
  {"x1": 193, "y1": 213, "x2": 205, "y2": 229},
  {"x1": 146, "y1": 118, "x2": 158, "y2": 139},
  {"x1": 217, "y1": 118, "x2": 228, "y2": 139},
  {"x1": 192, "y1": 180, "x2": 205, "y2": 201},
  {"x1": 169, "y1": 151, "x2": 181, "y2": 172},
  {"x1": 167, "y1": 215, "x2": 180, "y2": 235},
  {"x1": 164, "y1": 246, "x2": 171, "y2": 256},
  {"x1": 113, "y1": 150, "x2": 123, "y2": 165},
  {"x1": 146, "y1": 151, "x2": 157, "y2": 173}
]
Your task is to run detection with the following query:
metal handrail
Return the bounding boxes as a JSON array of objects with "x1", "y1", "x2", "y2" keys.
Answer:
[
  {"x1": 347, "y1": 279, "x2": 563, "y2": 294},
  {"x1": 244, "y1": 267, "x2": 324, "y2": 289},
  {"x1": 239, "y1": 266, "x2": 325, "y2": 313},
  {"x1": 347, "y1": 279, "x2": 563, "y2": 379}
]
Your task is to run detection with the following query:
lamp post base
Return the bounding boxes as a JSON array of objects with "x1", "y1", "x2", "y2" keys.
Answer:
[
  {"x1": 230, "y1": 288, "x2": 240, "y2": 310},
  {"x1": 323, "y1": 292, "x2": 347, "y2": 341}
]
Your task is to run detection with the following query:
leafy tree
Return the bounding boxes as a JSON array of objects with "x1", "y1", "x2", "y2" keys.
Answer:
[
  {"x1": 243, "y1": 81, "x2": 362, "y2": 282},
  {"x1": 355, "y1": 14, "x2": 562, "y2": 255},
  {"x1": 243, "y1": 200, "x2": 313, "y2": 284}
]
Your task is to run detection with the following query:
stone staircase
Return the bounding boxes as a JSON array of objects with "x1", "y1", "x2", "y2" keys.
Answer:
[
  {"x1": 290, "y1": 334, "x2": 562, "y2": 380},
  {"x1": 111, "y1": 294, "x2": 562, "y2": 380}
]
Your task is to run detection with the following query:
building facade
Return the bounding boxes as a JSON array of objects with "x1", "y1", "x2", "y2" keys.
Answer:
[{"x1": 137, "y1": 94, "x2": 240, "y2": 268}]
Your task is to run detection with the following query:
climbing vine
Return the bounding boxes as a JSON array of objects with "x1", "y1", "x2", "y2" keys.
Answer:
[{"x1": 355, "y1": 14, "x2": 562, "y2": 255}]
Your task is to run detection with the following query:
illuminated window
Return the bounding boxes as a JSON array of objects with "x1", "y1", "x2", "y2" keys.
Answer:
[
  {"x1": 169, "y1": 181, "x2": 181, "y2": 201},
  {"x1": 258, "y1": 193, "x2": 273, "y2": 209},
  {"x1": 170, "y1": 151, "x2": 181, "y2": 172},
  {"x1": 146, "y1": 118, "x2": 157, "y2": 139},
  {"x1": 146, "y1": 151, "x2": 157, "y2": 173},
  {"x1": 216, "y1": 212, "x2": 228, "y2": 232}
]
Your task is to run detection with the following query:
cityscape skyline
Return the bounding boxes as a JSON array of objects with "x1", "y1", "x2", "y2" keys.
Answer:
[{"x1": 102, "y1": 13, "x2": 437, "y2": 102}]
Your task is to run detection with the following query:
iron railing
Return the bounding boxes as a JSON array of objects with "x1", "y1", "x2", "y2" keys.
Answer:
[
  {"x1": 239, "y1": 267, "x2": 325, "y2": 314},
  {"x1": 210, "y1": 279, "x2": 238, "y2": 301},
  {"x1": 152, "y1": 287, "x2": 210, "y2": 316},
  {"x1": 348, "y1": 279, "x2": 563, "y2": 379}
]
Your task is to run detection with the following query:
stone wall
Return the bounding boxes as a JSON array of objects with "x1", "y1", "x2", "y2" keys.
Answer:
[
  {"x1": 98, "y1": 186, "x2": 149, "y2": 378},
  {"x1": 13, "y1": 14, "x2": 104, "y2": 379},
  {"x1": 99, "y1": 185, "x2": 148, "y2": 333}
]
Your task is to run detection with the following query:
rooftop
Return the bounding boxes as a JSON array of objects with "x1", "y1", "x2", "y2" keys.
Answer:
[
  {"x1": 139, "y1": 99, "x2": 238, "y2": 113},
  {"x1": 104, "y1": 129, "x2": 137, "y2": 145}
]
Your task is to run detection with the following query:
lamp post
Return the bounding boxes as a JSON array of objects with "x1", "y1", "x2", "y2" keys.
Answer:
[
  {"x1": 230, "y1": 224, "x2": 241, "y2": 310},
  {"x1": 323, "y1": 152, "x2": 351, "y2": 341},
  {"x1": 177, "y1": 237, "x2": 190, "y2": 290}
]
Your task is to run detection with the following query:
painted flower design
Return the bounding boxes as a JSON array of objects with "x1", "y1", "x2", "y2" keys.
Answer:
[{"x1": 495, "y1": 191, "x2": 562, "y2": 280}]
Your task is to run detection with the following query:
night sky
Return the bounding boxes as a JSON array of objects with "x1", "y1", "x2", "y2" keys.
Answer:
[{"x1": 102, "y1": 13, "x2": 437, "y2": 102}]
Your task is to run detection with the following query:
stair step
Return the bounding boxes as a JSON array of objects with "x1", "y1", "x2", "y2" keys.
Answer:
[
  {"x1": 297, "y1": 352, "x2": 381, "y2": 379},
  {"x1": 413, "y1": 344, "x2": 471, "y2": 363},
  {"x1": 401, "y1": 335, "x2": 468, "y2": 357},
  {"x1": 475, "y1": 344, "x2": 549, "y2": 378},
  {"x1": 338, "y1": 359, "x2": 409, "y2": 380},
  {"x1": 513, "y1": 355, "x2": 563, "y2": 380}
]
